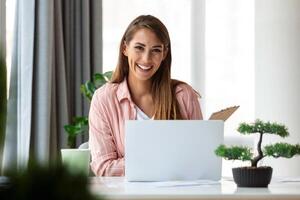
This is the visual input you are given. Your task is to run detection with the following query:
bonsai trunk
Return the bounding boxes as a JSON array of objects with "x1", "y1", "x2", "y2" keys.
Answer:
[{"x1": 251, "y1": 132, "x2": 264, "y2": 167}]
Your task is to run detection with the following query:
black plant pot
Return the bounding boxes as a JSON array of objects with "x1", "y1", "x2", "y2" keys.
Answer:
[{"x1": 232, "y1": 166, "x2": 273, "y2": 187}]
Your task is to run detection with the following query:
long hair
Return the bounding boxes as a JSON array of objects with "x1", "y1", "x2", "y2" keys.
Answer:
[{"x1": 111, "y1": 15, "x2": 185, "y2": 119}]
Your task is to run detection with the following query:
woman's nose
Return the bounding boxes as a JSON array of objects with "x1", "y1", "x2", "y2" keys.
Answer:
[{"x1": 141, "y1": 51, "x2": 151, "y2": 63}]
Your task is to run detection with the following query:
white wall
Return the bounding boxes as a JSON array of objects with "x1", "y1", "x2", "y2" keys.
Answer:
[
  {"x1": 255, "y1": 0, "x2": 300, "y2": 176},
  {"x1": 204, "y1": 1, "x2": 255, "y2": 177}
]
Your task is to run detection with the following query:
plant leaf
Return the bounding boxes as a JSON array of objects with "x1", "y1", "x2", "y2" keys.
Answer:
[
  {"x1": 80, "y1": 81, "x2": 96, "y2": 101},
  {"x1": 238, "y1": 119, "x2": 289, "y2": 137},
  {"x1": 73, "y1": 116, "x2": 88, "y2": 124},
  {"x1": 264, "y1": 142, "x2": 300, "y2": 158},
  {"x1": 103, "y1": 71, "x2": 113, "y2": 81},
  {"x1": 93, "y1": 73, "x2": 107, "y2": 88},
  {"x1": 215, "y1": 144, "x2": 252, "y2": 161}
]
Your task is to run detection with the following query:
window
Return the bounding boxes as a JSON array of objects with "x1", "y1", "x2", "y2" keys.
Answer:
[{"x1": 205, "y1": 0, "x2": 255, "y2": 176}]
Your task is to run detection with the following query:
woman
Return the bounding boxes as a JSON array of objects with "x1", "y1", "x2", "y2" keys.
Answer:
[{"x1": 89, "y1": 15, "x2": 203, "y2": 176}]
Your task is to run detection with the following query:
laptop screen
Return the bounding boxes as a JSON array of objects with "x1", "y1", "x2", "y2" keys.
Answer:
[{"x1": 125, "y1": 120, "x2": 224, "y2": 181}]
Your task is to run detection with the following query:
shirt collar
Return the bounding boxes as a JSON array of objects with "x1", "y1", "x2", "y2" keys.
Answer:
[
  {"x1": 116, "y1": 78, "x2": 133, "y2": 102},
  {"x1": 116, "y1": 78, "x2": 188, "y2": 102}
]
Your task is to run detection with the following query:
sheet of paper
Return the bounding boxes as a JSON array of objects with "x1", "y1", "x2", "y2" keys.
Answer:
[
  {"x1": 275, "y1": 177, "x2": 300, "y2": 183},
  {"x1": 153, "y1": 180, "x2": 220, "y2": 187},
  {"x1": 209, "y1": 105, "x2": 239, "y2": 121},
  {"x1": 125, "y1": 180, "x2": 220, "y2": 188}
]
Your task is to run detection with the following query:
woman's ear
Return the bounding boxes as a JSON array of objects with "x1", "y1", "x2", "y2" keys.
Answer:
[
  {"x1": 123, "y1": 41, "x2": 128, "y2": 56},
  {"x1": 163, "y1": 47, "x2": 168, "y2": 60}
]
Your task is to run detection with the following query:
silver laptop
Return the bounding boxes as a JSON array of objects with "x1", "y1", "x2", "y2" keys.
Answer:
[{"x1": 125, "y1": 120, "x2": 224, "y2": 182}]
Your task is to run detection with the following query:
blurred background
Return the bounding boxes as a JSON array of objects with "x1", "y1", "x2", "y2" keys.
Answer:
[{"x1": 1, "y1": 0, "x2": 300, "y2": 177}]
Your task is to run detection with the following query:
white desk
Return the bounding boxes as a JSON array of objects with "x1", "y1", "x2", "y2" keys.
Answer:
[{"x1": 89, "y1": 177, "x2": 300, "y2": 200}]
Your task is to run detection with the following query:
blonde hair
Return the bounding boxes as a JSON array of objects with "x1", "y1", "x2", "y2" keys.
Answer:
[{"x1": 111, "y1": 15, "x2": 185, "y2": 119}]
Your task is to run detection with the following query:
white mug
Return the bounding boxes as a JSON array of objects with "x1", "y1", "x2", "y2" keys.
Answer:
[{"x1": 61, "y1": 149, "x2": 91, "y2": 176}]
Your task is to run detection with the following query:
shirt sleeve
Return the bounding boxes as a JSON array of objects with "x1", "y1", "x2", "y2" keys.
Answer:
[
  {"x1": 176, "y1": 84, "x2": 203, "y2": 120},
  {"x1": 89, "y1": 89, "x2": 124, "y2": 176},
  {"x1": 188, "y1": 91, "x2": 203, "y2": 120}
]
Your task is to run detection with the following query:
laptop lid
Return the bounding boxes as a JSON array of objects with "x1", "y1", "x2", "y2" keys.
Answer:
[{"x1": 125, "y1": 120, "x2": 224, "y2": 182}]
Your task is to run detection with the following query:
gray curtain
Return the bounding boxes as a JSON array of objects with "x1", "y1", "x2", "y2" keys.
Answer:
[
  {"x1": 2, "y1": 0, "x2": 102, "y2": 171},
  {"x1": 0, "y1": 0, "x2": 6, "y2": 171}
]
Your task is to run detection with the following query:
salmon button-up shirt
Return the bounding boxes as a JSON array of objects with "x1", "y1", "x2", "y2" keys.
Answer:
[{"x1": 89, "y1": 79, "x2": 203, "y2": 176}]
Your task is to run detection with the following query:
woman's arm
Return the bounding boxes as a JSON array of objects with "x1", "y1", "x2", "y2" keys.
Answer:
[{"x1": 89, "y1": 89, "x2": 124, "y2": 176}]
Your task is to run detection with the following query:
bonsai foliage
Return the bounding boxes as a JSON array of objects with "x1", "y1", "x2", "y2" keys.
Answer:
[
  {"x1": 215, "y1": 119, "x2": 300, "y2": 167},
  {"x1": 64, "y1": 71, "x2": 113, "y2": 148}
]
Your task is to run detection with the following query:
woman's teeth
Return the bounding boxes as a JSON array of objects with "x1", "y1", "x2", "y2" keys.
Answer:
[{"x1": 137, "y1": 64, "x2": 152, "y2": 71}]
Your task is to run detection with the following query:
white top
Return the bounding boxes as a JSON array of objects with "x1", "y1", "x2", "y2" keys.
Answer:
[{"x1": 136, "y1": 106, "x2": 153, "y2": 120}]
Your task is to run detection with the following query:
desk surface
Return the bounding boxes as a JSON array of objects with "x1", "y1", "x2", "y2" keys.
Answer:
[{"x1": 89, "y1": 177, "x2": 300, "y2": 200}]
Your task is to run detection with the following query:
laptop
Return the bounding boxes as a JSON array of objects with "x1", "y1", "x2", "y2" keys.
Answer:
[{"x1": 125, "y1": 120, "x2": 224, "y2": 182}]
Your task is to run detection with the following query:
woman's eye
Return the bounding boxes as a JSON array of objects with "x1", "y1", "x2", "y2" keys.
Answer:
[
  {"x1": 134, "y1": 46, "x2": 144, "y2": 51},
  {"x1": 152, "y1": 49, "x2": 162, "y2": 53}
]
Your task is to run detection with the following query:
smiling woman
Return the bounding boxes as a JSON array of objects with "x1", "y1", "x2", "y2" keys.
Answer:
[
  {"x1": 89, "y1": 15, "x2": 203, "y2": 176},
  {"x1": 123, "y1": 28, "x2": 167, "y2": 118},
  {"x1": 123, "y1": 28, "x2": 166, "y2": 83}
]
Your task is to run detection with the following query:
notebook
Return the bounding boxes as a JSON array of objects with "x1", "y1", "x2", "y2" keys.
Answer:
[
  {"x1": 125, "y1": 120, "x2": 224, "y2": 182},
  {"x1": 209, "y1": 105, "x2": 240, "y2": 121}
]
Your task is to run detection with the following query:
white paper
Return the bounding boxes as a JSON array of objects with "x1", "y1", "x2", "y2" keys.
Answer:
[
  {"x1": 154, "y1": 180, "x2": 220, "y2": 187},
  {"x1": 125, "y1": 179, "x2": 220, "y2": 188},
  {"x1": 275, "y1": 177, "x2": 300, "y2": 183}
]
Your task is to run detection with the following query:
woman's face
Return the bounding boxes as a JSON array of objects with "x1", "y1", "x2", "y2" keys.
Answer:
[{"x1": 123, "y1": 28, "x2": 167, "y2": 82}]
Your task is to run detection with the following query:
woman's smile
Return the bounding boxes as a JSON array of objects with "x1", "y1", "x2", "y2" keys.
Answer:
[{"x1": 136, "y1": 64, "x2": 153, "y2": 71}]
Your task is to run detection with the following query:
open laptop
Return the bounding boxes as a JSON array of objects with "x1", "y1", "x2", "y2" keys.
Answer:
[{"x1": 125, "y1": 120, "x2": 224, "y2": 182}]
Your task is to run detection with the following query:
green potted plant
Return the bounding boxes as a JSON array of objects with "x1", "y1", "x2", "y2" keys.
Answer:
[
  {"x1": 61, "y1": 71, "x2": 112, "y2": 176},
  {"x1": 215, "y1": 119, "x2": 300, "y2": 187},
  {"x1": 64, "y1": 71, "x2": 113, "y2": 148}
]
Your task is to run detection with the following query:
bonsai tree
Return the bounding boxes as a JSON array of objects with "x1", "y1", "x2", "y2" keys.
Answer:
[
  {"x1": 215, "y1": 119, "x2": 300, "y2": 187},
  {"x1": 215, "y1": 119, "x2": 300, "y2": 167},
  {"x1": 64, "y1": 71, "x2": 113, "y2": 148}
]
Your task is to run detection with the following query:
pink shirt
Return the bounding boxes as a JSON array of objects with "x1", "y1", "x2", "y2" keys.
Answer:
[{"x1": 89, "y1": 79, "x2": 203, "y2": 176}]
